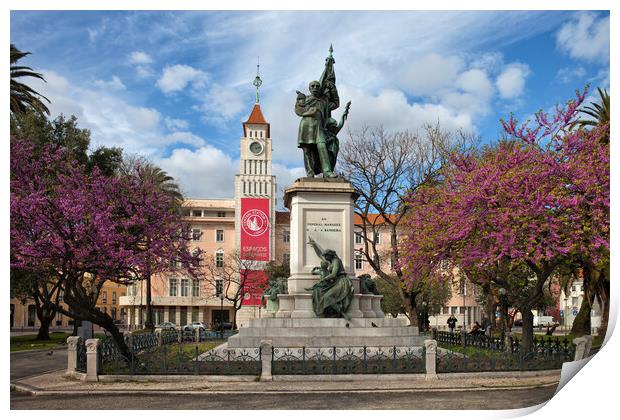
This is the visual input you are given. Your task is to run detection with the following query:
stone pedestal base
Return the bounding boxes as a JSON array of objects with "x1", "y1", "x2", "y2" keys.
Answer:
[{"x1": 227, "y1": 317, "x2": 421, "y2": 348}]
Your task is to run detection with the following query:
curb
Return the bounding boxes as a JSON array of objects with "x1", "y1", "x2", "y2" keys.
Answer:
[{"x1": 10, "y1": 382, "x2": 559, "y2": 397}]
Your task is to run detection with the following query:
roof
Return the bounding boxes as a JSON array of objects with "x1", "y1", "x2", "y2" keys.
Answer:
[
  {"x1": 245, "y1": 104, "x2": 268, "y2": 125},
  {"x1": 353, "y1": 213, "x2": 397, "y2": 225},
  {"x1": 243, "y1": 104, "x2": 270, "y2": 138},
  {"x1": 182, "y1": 198, "x2": 235, "y2": 209},
  {"x1": 275, "y1": 211, "x2": 290, "y2": 224}
]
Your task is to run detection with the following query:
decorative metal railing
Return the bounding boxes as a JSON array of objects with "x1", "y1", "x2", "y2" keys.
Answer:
[
  {"x1": 271, "y1": 346, "x2": 425, "y2": 375},
  {"x1": 76, "y1": 339, "x2": 87, "y2": 373},
  {"x1": 432, "y1": 329, "x2": 574, "y2": 355},
  {"x1": 437, "y1": 345, "x2": 574, "y2": 373},
  {"x1": 98, "y1": 337, "x2": 260, "y2": 375}
]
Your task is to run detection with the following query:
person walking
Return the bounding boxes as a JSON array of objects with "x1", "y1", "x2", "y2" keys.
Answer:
[{"x1": 447, "y1": 315, "x2": 457, "y2": 333}]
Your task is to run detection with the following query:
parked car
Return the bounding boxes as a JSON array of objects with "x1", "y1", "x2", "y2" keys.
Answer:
[
  {"x1": 155, "y1": 321, "x2": 176, "y2": 330},
  {"x1": 513, "y1": 319, "x2": 523, "y2": 327},
  {"x1": 183, "y1": 322, "x2": 207, "y2": 331}
]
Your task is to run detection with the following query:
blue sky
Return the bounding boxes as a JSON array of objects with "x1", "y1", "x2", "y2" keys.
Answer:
[{"x1": 10, "y1": 10, "x2": 610, "y2": 200}]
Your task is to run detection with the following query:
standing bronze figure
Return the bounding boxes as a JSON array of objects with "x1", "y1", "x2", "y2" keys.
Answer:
[{"x1": 295, "y1": 45, "x2": 351, "y2": 178}]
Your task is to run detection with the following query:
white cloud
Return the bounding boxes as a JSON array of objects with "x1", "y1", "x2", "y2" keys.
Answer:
[
  {"x1": 200, "y1": 84, "x2": 245, "y2": 125},
  {"x1": 556, "y1": 66, "x2": 586, "y2": 84},
  {"x1": 164, "y1": 131, "x2": 205, "y2": 148},
  {"x1": 496, "y1": 63, "x2": 530, "y2": 99},
  {"x1": 128, "y1": 51, "x2": 153, "y2": 65},
  {"x1": 556, "y1": 12, "x2": 610, "y2": 63},
  {"x1": 156, "y1": 64, "x2": 207, "y2": 94},
  {"x1": 164, "y1": 117, "x2": 189, "y2": 131},
  {"x1": 398, "y1": 53, "x2": 464, "y2": 97},
  {"x1": 93, "y1": 75, "x2": 126, "y2": 91},
  {"x1": 155, "y1": 146, "x2": 238, "y2": 199}
]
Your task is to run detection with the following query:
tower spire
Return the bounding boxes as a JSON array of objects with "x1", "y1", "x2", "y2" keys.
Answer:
[{"x1": 253, "y1": 57, "x2": 262, "y2": 104}]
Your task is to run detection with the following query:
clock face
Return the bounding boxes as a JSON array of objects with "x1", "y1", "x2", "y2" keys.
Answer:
[{"x1": 249, "y1": 141, "x2": 263, "y2": 155}]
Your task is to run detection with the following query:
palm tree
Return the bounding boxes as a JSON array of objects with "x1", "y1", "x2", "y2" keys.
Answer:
[
  {"x1": 576, "y1": 87, "x2": 610, "y2": 143},
  {"x1": 140, "y1": 163, "x2": 184, "y2": 203},
  {"x1": 10, "y1": 44, "x2": 50, "y2": 115}
]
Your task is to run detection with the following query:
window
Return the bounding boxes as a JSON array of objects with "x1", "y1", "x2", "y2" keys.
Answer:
[
  {"x1": 112, "y1": 308, "x2": 117, "y2": 320},
  {"x1": 459, "y1": 280, "x2": 467, "y2": 296},
  {"x1": 373, "y1": 232, "x2": 381, "y2": 245},
  {"x1": 216, "y1": 229, "x2": 224, "y2": 242},
  {"x1": 215, "y1": 279, "x2": 223, "y2": 297},
  {"x1": 192, "y1": 279, "x2": 200, "y2": 297},
  {"x1": 572, "y1": 297, "x2": 579, "y2": 306},
  {"x1": 192, "y1": 307, "x2": 199, "y2": 322},
  {"x1": 181, "y1": 279, "x2": 189, "y2": 297},
  {"x1": 282, "y1": 230, "x2": 290, "y2": 243},
  {"x1": 169, "y1": 307, "x2": 176, "y2": 324},
  {"x1": 355, "y1": 252, "x2": 364, "y2": 270},
  {"x1": 102, "y1": 291, "x2": 107, "y2": 304},
  {"x1": 355, "y1": 231, "x2": 364, "y2": 245},
  {"x1": 217, "y1": 211, "x2": 226, "y2": 217},
  {"x1": 56, "y1": 315, "x2": 62, "y2": 326},
  {"x1": 216, "y1": 251, "x2": 224, "y2": 267},
  {"x1": 192, "y1": 210, "x2": 202, "y2": 217},
  {"x1": 181, "y1": 209, "x2": 191, "y2": 217},
  {"x1": 282, "y1": 253, "x2": 290, "y2": 266},
  {"x1": 192, "y1": 229, "x2": 202, "y2": 241},
  {"x1": 112, "y1": 291, "x2": 117, "y2": 304},
  {"x1": 130, "y1": 283, "x2": 138, "y2": 296},
  {"x1": 169, "y1": 278, "x2": 178, "y2": 296}
]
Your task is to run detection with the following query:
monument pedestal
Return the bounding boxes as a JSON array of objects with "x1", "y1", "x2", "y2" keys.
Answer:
[{"x1": 227, "y1": 177, "x2": 420, "y2": 349}]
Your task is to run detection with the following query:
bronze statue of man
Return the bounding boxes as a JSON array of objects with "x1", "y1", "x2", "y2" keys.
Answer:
[{"x1": 295, "y1": 46, "x2": 350, "y2": 178}]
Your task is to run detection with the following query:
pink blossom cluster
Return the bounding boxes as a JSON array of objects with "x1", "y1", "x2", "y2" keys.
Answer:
[
  {"x1": 400, "y1": 90, "x2": 609, "y2": 290},
  {"x1": 10, "y1": 136, "x2": 201, "y2": 287}
]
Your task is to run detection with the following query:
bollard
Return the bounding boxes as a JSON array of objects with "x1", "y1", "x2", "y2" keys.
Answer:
[
  {"x1": 66, "y1": 336, "x2": 81, "y2": 375},
  {"x1": 85, "y1": 338, "x2": 100, "y2": 382},
  {"x1": 155, "y1": 328, "x2": 163, "y2": 347},
  {"x1": 573, "y1": 337, "x2": 589, "y2": 360},
  {"x1": 259, "y1": 340, "x2": 273, "y2": 381},
  {"x1": 424, "y1": 339, "x2": 438, "y2": 380}
]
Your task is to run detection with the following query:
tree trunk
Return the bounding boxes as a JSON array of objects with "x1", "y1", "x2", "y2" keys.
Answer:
[
  {"x1": 99, "y1": 316, "x2": 131, "y2": 359},
  {"x1": 570, "y1": 297, "x2": 592, "y2": 336},
  {"x1": 520, "y1": 307, "x2": 534, "y2": 352},
  {"x1": 36, "y1": 314, "x2": 53, "y2": 340},
  {"x1": 145, "y1": 268, "x2": 154, "y2": 332},
  {"x1": 35, "y1": 305, "x2": 55, "y2": 341},
  {"x1": 401, "y1": 289, "x2": 419, "y2": 327},
  {"x1": 232, "y1": 306, "x2": 238, "y2": 330}
]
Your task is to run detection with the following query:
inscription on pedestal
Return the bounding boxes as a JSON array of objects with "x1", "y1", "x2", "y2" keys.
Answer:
[{"x1": 304, "y1": 210, "x2": 343, "y2": 267}]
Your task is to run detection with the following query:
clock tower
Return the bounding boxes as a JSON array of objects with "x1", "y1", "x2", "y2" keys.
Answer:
[{"x1": 234, "y1": 64, "x2": 277, "y2": 311}]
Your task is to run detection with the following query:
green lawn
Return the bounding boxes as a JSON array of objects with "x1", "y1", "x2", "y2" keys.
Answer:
[
  {"x1": 10, "y1": 332, "x2": 71, "y2": 352},
  {"x1": 11, "y1": 331, "x2": 109, "y2": 352}
]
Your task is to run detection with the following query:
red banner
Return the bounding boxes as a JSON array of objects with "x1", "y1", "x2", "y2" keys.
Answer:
[
  {"x1": 240, "y1": 197, "x2": 270, "y2": 261},
  {"x1": 241, "y1": 270, "x2": 269, "y2": 306}
]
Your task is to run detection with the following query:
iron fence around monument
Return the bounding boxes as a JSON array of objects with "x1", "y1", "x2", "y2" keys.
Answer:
[
  {"x1": 76, "y1": 339, "x2": 87, "y2": 373},
  {"x1": 437, "y1": 345, "x2": 574, "y2": 373},
  {"x1": 97, "y1": 337, "x2": 260, "y2": 376},
  {"x1": 271, "y1": 346, "x2": 425, "y2": 375}
]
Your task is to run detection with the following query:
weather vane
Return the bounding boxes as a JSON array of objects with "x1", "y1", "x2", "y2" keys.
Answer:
[{"x1": 253, "y1": 57, "x2": 262, "y2": 104}]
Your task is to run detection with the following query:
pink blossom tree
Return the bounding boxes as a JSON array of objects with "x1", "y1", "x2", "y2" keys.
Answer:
[
  {"x1": 11, "y1": 137, "x2": 201, "y2": 356},
  {"x1": 401, "y1": 89, "x2": 609, "y2": 349}
]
